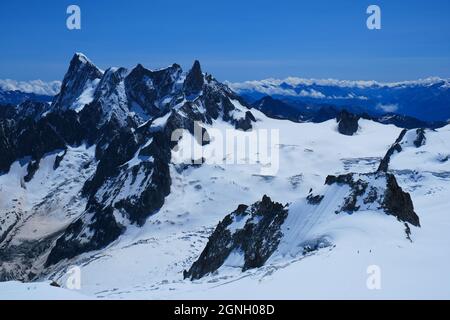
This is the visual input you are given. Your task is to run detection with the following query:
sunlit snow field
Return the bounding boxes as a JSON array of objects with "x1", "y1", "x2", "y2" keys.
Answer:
[{"x1": 1, "y1": 108, "x2": 449, "y2": 300}]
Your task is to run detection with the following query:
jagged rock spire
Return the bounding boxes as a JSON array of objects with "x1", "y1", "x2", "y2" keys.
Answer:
[
  {"x1": 52, "y1": 53, "x2": 103, "y2": 110},
  {"x1": 184, "y1": 60, "x2": 204, "y2": 96},
  {"x1": 337, "y1": 110, "x2": 360, "y2": 136}
]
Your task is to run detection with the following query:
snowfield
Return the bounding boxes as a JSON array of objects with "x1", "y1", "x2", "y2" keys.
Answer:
[
  {"x1": 5, "y1": 107, "x2": 447, "y2": 299},
  {"x1": 0, "y1": 281, "x2": 87, "y2": 300}
]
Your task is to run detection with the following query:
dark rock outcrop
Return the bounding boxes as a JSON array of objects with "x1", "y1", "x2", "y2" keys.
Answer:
[
  {"x1": 378, "y1": 129, "x2": 407, "y2": 172},
  {"x1": 52, "y1": 53, "x2": 103, "y2": 110},
  {"x1": 306, "y1": 194, "x2": 324, "y2": 205},
  {"x1": 184, "y1": 195, "x2": 288, "y2": 280},
  {"x1": 413, "y1": 128, "x2": 426, "y2": 148},
  {"x1": 184, "y1": 60, "x2": 204, "y2": 96},
  {"x1": 0, "y1": 103, "x2": 73, "y2": 174},
  {"x1": 235, "y1": 111, "x2": 256, "y2": 131},
  {"x1": 383, "y1": 174, "x2": 420, "y2": 227},
  {"x1": 24, "y1": 159, "x2": 40, "y2": 182},
  {"x1": 125, "y1": 63, "x2": 182, "y2": 118},
  {"x1": 45, "y1": 205, "x2": 125, "y2": 266},
  {"x1": 53, "y1": 149, "x2": 67, "y2": 170},
  {"x1": 337, "y1": 110, "x2": 360, "y2": 136},
  {"x1": 326, "y1": 172, "x2": 420, "y2": 227}
]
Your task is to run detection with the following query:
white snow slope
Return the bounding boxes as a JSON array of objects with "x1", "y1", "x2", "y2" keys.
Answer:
[{"x1": 1, "y1": 104, "x2": 449, "y2": 300}]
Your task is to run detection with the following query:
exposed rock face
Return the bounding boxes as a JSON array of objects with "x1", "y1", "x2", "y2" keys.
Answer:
[
  {"x1": 384, "y1": 174, "x2": 420, "y2": 227},
  {"x1": 0, "y1": 102, "x2": 72, "y2": 173},
  {"x1": 235, "y1": 111, "x2": 256, "y2": 131},
  {"x1": 124, "y1": 63, "x2": 183, "y2": 118},
  {"x1": 45, "y1": 205, "x2": 125, "y2": 266},
  {"x1": 378, "y1": 129, "x2": 407, "y2": 172},
  {"x1": 92, "y1": 67, "x2": 131, "y2": 126},
  {"x1": 184, "y1": 60, "x2": 204, "y2": 96},
  {"x1": 413, "y1": 128, "x2": 426, "y2": 148},
  {"x1": 337, "y1": 110, "x2": 360, "y2": 136},
  {"x1": 0, "y1": 114, "x2": 17, "y2": 173},
  {"x1": 184, "y1": 195, "x2": 288, "y2": 280},
  {"x1": 325, "y1": 172, "x2": 420, "y2": 227},
  {"x1": 52, "y1": 53, "x2": 104, "y2": 111},
  {"x1": 306, "y1": 193, "x2": 324, "y2": 205}
]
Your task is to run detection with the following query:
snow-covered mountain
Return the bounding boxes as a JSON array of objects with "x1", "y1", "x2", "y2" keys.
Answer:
[
  {"x1": 1, "y1": 54, "x2": 450, "y2": 299},
  {"x1": 0, "y1": 53, "x2": 256, "y2": 280},
  {"x1": 228, "y1": 77, "x2": 450, "y2": 122}
]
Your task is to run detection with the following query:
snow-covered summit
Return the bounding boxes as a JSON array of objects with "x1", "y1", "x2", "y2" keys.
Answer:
[{"x1": 52, "y1": 53, "x2": 104, "y2": 111}]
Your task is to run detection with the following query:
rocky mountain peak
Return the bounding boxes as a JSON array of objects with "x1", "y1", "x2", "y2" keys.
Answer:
[
  {"x1": 0, "y1": 53, "x2": 257, "y2": 274},
  {"x1": 184, "y1": 60, "x2": 204, "y2": 96},
  {"x1": 52, "y1": 53, "x2": 103, "y2": 111}
]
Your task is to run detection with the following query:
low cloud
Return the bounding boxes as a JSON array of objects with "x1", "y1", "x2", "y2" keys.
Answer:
[
  {"x1": 299, "y1": 89, "x2": 326, "y2": 99},
  {"x1": 377, "y1": 103, "x2": 399, "y2": 113},
  {"x1": 0, "y1": 79, "x2": 61, "y2": 96}
]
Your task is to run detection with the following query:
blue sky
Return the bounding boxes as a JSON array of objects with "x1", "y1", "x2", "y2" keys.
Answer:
[{"x1": 1, "y1": 0, "x2": 449, "y2": 82}]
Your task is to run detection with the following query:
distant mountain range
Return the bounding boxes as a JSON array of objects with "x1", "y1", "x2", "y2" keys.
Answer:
[
  {"x1": 252, "y1": 96, "x2": 447, "y2": 129},
  {"x1": 0, "y1": 79, "x2": 60, "y2": 105},
  {"x1": 228, "y1": 77, "x2": 450, "y2": 122}
]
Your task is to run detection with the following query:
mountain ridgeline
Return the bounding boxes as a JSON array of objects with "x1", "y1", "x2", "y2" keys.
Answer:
[{"x1": 0, "y1": 53, "x2": 256, "y2": 275}]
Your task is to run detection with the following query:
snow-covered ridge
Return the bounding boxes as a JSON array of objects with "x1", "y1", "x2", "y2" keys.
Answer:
[{"x1": 0, "y1": 79, "x2": 61, "y2": 96}]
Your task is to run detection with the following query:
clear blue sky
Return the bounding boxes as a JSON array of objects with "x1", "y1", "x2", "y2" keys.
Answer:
[{"x1": 1, "y1": 0, "x2": 449, "y2": 82}]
